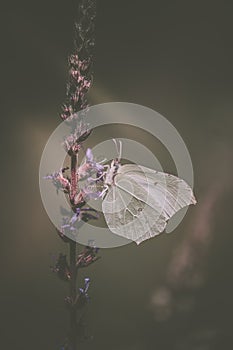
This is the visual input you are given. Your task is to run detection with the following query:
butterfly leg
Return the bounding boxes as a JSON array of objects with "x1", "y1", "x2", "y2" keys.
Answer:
[
  {"x1": 88, "y1": 173, "x2": 105, "y2": 182},
  {"x1": 99, "y1": 185, "x2": 109, "y2": 199},
  {"x1": 88, "y1": 165, "x2": 110, "y2": 182}
]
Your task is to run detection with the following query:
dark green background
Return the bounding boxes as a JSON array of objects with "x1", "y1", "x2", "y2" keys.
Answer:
[{"x1": 1, "y1": 1, "x2": 233, "y2": 349}]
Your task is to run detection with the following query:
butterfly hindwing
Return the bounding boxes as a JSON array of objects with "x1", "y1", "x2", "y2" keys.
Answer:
[
  {"x1": 102, "y1": 184, "x2": 167, "y2": 244},
  {"x1": 102, "y1": 164, "x2": 196, "y2": 244}
]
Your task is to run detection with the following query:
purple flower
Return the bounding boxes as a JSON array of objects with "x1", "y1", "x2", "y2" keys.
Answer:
[
  {"x1": 85, "y1": 149, "x2": 105, "y2": 181},
  {"x1": 69, "y1": 208, "x2": 81, "y2": 225},
  {"x1": 84, "y1": 277, "x2": 90, "y2": 292},
  {"x1": 78, "y1": 149, "x2": 105, "y2": 200},
  {"x1": 61, "y1": 217, "x2": 78, "y2": 235},
  {"x1": 86, "y1": 148, "x2": 93, "y2": 162},
  {"x1": 44, "y1": 168, "x2": 70, "y2": 194},
  {"x1": 79, "y1": 277, "x2": 91, "y2": 300},
  {"x1": 60, "y1": 207, "x2": 99, "y2": 238}
]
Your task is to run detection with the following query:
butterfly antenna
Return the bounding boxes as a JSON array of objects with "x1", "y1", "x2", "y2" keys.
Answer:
[
  {"x1": 112, "y1": 138, "x2": 118, "y2": 157},
  {"x1": 118, "y1": 140, "x2": 122, "y2": 161},
  {"x1": 112, "y1": 138, "x2": 122, "y2": 161}
]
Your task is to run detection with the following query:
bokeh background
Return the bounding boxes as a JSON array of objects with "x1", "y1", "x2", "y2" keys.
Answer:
[{"x1": 1, "y1": 0, "x2": 233, "y2": 349}]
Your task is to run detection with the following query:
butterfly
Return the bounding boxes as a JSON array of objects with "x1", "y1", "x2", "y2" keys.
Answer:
[{"x1": 98, "y1": 139, "x2": 197, "y2": 245}]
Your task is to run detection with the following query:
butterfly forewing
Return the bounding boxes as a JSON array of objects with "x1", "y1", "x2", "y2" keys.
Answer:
[{"x1": 118, "y1": 164, "x2": 196, "y2": 213}]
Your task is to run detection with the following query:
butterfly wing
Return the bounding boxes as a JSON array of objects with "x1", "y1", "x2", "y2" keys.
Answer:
[
  {"x1": 102, "y1": 164, "x2": 196, "y2": 244},
  {"x1": 102, "y1": 182, "x2": 167, "y2": 244},
  {"x1": 118, "y1": 164, "x2": 197, "y2": 216}
]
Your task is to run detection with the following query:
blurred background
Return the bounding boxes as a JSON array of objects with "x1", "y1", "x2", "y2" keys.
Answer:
[{"x1": 1, "y1": 0, "x2": 233, "y2": 349}]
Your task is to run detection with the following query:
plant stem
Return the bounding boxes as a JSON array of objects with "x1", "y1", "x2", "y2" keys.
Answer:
[
  {"x1": 69, "y1": 240, "x2": 77, "y2": 348},
  {"x1": 70, "y1": 153, "x2": 78, "y2": 348},
  {"x1": 70, "y1": 154, "x2": 78, "y2": 203}
]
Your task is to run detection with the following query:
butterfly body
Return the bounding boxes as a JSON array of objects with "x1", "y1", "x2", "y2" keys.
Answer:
[{"x1": 104, "y1": 160, "x2": 120, "y2": 186}]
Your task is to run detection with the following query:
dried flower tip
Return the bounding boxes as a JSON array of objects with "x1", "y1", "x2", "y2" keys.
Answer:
[
  {"x1": 51, "y1": 253, "x2": 71, "y2": 282},
  {"x1": 76, "y1": 246, "x2": 101, "y2": 268},
  {"x1": 56, "y1": 228, "x2": 72, "y2": 243}
]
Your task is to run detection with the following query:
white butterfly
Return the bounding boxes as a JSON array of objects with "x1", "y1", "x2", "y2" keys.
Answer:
[{"x1": 99, "y1": 140, "x2": 197, "y2": 245}]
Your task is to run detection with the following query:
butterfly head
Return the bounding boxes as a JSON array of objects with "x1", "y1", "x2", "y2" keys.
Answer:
[
  {"x1": 111, "y1": 158, "x2": 120, "y2": 167},
  {"x1": 104, "y1": 159, "x2": 121, "y2": 186},
  {"x1": 102, "y1": 140, "x2": 122, "y2": 187}
]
